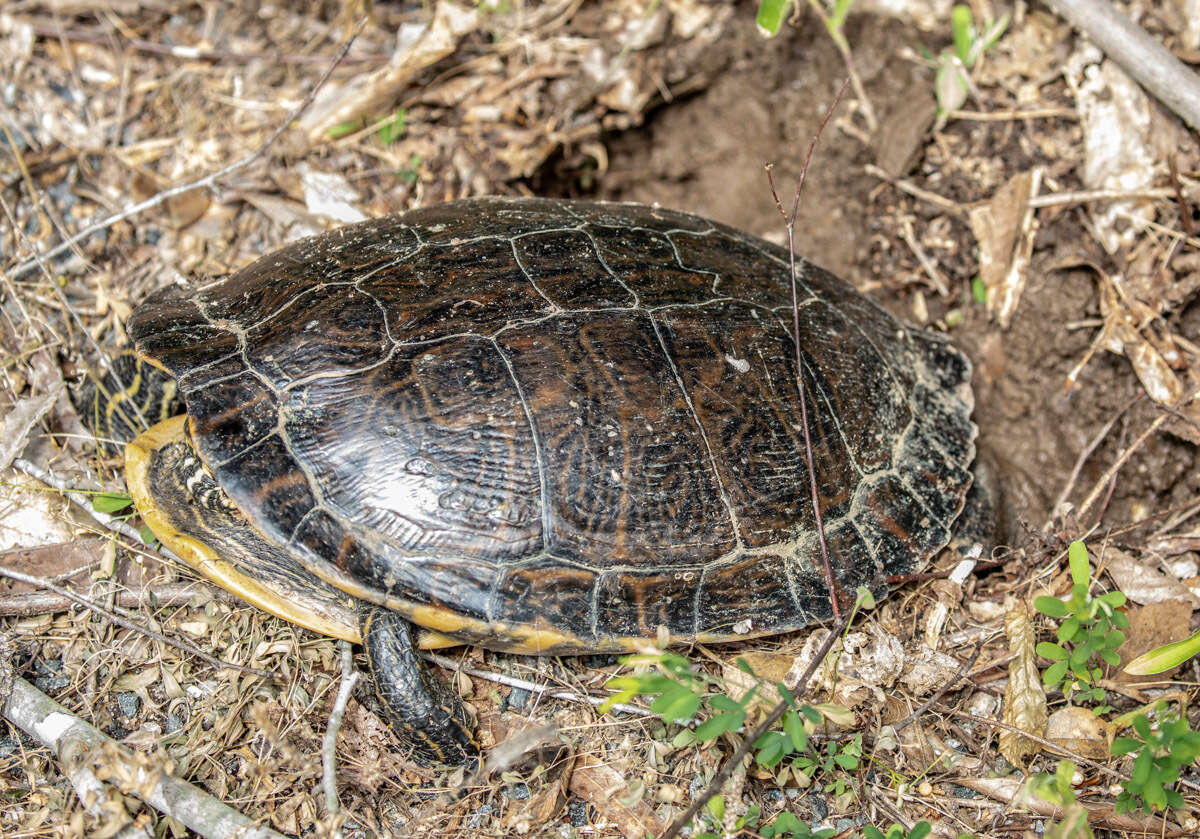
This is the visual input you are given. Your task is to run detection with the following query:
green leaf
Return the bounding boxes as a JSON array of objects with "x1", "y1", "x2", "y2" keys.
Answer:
[
  {"x1": 694, "y1": 712, "x2": 742, "y2": 742},
  {"x1": 672, "y1": 728, "x2": 697, "y2": 748},
  {"x1": 92, "y1": 492, "x2": 133, "y2": 514},
  {"x1": 909, "y1": 823, "x2": 932, "y2": 839},
  {"x1": 1035, "y1": 596, "x2": 1068, "y2": 618},
  {"x1": 854, "y1": 586, "x2": 876, "y2": 609},
  {"x1": 1068, "y1": 541, "x2": 1090, "y2": 587},
  {"x1": 1125, "y1": 629, "x2": 1200, "y2": 675},
  {"x1": 706, "y1": 794, "x2": 724, "y2": 821},
  {"x1": 863, "y1": 829, "x2": 885, "y2": 839},
  {"x1": 832, "y1": 751, "x2": 858, "y2": 769},
  {"x1": 1111, "y1": 737, "x2": 1141, "y2": 756},
  {"x1": 327, "y1": 120, "x2": 361, "y2": 139},
  {"x1": 970, "y1": 276, "x2": 987, "y2": 305},
  {"x1": 1036, "y1": 642, "x2": 1068, "y2": 660},
  {"x1": 1098, "y1": 590, "x2": 1127, "y2": 608},
  {"x1": 139, "y1": 525, "x2": 159, "y2": 547},
  {"x1": 950, "y1": 5, "x2": 974, "y2": 63},
  {"x1": 754, "y1": 731, "x2": 790, "y2": 766},
  {"x1": 755, "y1": 0, "x2": 790, "y2": 36},
  {"x1": 709, "y1": 694, "x2": 743, "y2": 714},
  {"x1": 783, "y1": 709, "x2": 808, "y2": 751},
  {"x1": 1043, "y1": 659, "x2": 1069, "y2": 686},
  {"x1": 1057, "y1": 616, "x2": 1081, "y2": 642},
  {"x1": 651, "y1": 685, "x2": 701, "y2": 723},
  {"x1": 377, "y1": 108, "x2": 407, "y2": 146}
]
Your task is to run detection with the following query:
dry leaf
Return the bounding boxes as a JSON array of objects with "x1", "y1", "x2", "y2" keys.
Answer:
[
  {"x1": 1000, "y1": 602, "x2": 1047, "y2": 765},
  {"x1": 968, "y1": 169, "x2": 1041, "y2": 328},
  {"x1": 1045, "y1": 706, "x2": 1109, "y2": 758},
  {"x1": 1104, "y1": 546, "x2": 1200, "y2": 606},
  {"x1": 567, "y1": 752, "x2": 665, "y2": 839}
]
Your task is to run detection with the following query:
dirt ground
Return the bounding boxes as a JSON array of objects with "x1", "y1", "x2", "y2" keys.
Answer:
[{"x1": 2, "y1": 1, "x2": 1199, "y2": 837}]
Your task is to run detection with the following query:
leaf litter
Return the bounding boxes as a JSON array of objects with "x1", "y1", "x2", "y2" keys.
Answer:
[{"x1": 1, "y1": 0, "x2": 1199, "y2": 837}]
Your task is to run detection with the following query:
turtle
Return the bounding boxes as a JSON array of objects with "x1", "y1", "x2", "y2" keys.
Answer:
[{"x1": 94, "y1": 196, "x2": 979, "y2": 765}]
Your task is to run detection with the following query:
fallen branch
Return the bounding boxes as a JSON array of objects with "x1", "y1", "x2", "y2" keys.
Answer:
[
  {"x1": 2, "y1": 676, "x2": 289, "y2": 839},
  {"x1": 1044, "y1": 0, "x2": 1200, "y2": 131}
]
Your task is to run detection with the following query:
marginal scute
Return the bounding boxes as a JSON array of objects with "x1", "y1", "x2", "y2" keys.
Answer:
[
  {"x1": 697, "y1": 554, "x2": 797, "y2": 636},
  {"x1": 128, "y1": 197, "x2": 977, "y2": 648},
  {"x1": 597, "y1": 569, "x2": 701, "y2": 640}
]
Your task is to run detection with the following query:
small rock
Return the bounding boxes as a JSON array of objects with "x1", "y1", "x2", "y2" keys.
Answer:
[{"x1": 116, "y1": 692, "x2": 141, "y2": 719}]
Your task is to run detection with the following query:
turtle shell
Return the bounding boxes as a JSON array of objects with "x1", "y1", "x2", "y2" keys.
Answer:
[{"x1": 128, "y1": 197, "x2": 975, "y2": 653}]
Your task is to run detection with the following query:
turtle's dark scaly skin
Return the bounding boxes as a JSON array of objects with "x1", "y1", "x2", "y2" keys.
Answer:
[
  {"x1": 363, "y1": 608, "x2": 478, "y2": 765},
  {"x1": 122, "y1": 197, "x2": 977, "y2": 764}
]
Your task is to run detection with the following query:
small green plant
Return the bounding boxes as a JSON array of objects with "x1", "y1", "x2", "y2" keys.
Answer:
[
  {"x1": 1031, "y1": 761, "x2": 1093, "y2": 839},
  {"x1": 755, "y1": 0, "x2": 792, "y2": 36},
  {"x1": 1034, "y1": 540, "x2": 1127, "y2": 710},
  {"x1": 933, "y1": 5, "x2": 1009, "y2": 126},
  {"x1": 1111, "y1": 706, "x2": 1200, "y2": 813},
  {"x1": 863, "y1": 822, "x2": 932, "y2": 839},
  {"x1": 695, "y1": 800, "x2": 834, "y2": 839},
  {"x1": 91, "y1": 490, "x2": 158, "y2": 546},
  {"x1": 377, "y1": 108, "x2": 407, "y2": 146}
]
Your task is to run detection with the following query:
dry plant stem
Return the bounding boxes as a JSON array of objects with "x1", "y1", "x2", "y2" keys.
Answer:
[
  {"x1": 0, "y1": 565, "x2": 272, "y2": 679},
  {"x1": 322, "y1": 642, "x2": 359, "y2": 835},
  {"x1": 2, "y1": 676, "x2": 288, "y2": 839},
  {"x1": 766, "y1": 77, "x2": 850, "y2": 619},
  {"x1": 13, "y1": 456, "x2": 165, "y2": 549},
  {"x1": 423, "y1": 652, "x2": 652, "y2": 717},
  {"x1": 8, "y1": 20, "x2": 366, "y2": 281},
  {"x1": 1043, "y1": 0, "x2": 1200, "y2": 132},
  {"x1": 29, "y1": 23, "x2": 388, "y2": 65},
  {"x1": 658, "y1": 614, "x2": 851, "y2": 839}
]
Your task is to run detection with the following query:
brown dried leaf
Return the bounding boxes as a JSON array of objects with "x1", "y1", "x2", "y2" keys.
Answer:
[
  {"x1": 969, "y1": 169, "x2": 1040, "y2": 328},
  {"x1": 301, "y1": 2, "x2": 480, "y2": 142},
  {"x1": 1045, "y1": 706, "x2": 1109, "y2": 759},
  {"x1": 1104, "y1": 546, "x2": 1200, "y2": 606},
  {"x1": 567, "y1": 752, "x2": 665, "y2": 839},
  {"x1": 1000, "y1": 603, "x2": 1047, "y2": 766}
]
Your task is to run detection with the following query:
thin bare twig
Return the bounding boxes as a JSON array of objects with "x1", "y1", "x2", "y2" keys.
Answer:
[
  {"x1": 8, "y1": 19, "x2": 367, "y2": 281},
  {"x1": 423, "y1": 652, "x2": 652, "y2": 717},
  {"x1": 322, "y1": 641, "x2": 360, "y2": 837},
  {"x1": 766, "y1": 78, "x2": 850, "y2": 620},
  {"x1": 0, "y1": 565, "x2": 272, "y2": 679}
]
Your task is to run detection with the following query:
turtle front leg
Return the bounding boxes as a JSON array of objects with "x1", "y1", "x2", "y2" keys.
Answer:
[{"x1": 361, "y1": 607, "x2": 480, "y2": 766}]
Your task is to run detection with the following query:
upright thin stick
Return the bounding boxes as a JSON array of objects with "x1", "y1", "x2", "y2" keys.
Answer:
[
  {"x1": 660, "y1": 86, "x2": 852, "y2": 839},
  {"x1": 766, "y1": 78, "x2": 850, "y2": 620}
]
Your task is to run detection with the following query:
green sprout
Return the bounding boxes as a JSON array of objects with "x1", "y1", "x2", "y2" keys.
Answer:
[
  {"x1": 1111, "y1": 706, "x2": 1200, "y2": 813},
  {"x1": 1034, "y1": 541, "x2": 1127, "y2": 710},
  {"x1": 933, "y1": 5, "x2": 1009, "y2": 127}
]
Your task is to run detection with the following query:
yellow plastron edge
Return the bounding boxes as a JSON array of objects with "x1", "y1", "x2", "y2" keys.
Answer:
[{"x1": 125, "y1": 415, "x2": 362, "y2": 644}]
